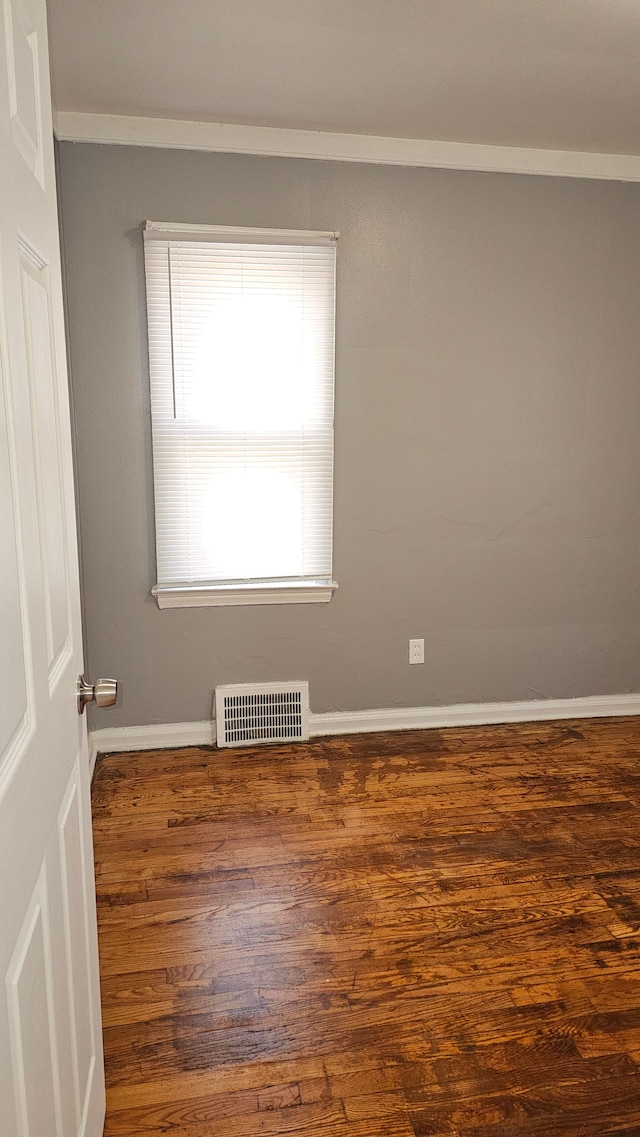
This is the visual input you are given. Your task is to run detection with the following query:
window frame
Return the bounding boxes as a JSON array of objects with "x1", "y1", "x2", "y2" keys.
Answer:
[{"x1": 143, "y1": 221, "x2": 338, "y2": 609}]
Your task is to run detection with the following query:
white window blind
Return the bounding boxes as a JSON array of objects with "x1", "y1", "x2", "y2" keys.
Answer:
[{"x1": 143, "y1": 222, "x2": 337, "y2": 608}]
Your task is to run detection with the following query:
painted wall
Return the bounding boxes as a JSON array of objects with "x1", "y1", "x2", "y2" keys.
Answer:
[{"x1": 57, "y1": 142, "x2": 640, "y2": 728}]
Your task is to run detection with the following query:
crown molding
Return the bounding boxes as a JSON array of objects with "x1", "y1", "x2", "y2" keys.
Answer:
[{"x1": 53, "y1": 111, "x2": 640, "y2": 183}]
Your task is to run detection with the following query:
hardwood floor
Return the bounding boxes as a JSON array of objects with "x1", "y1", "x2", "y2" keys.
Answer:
[{"x1": 92, "y1": 717, "x2": 640, "y2": 1136}]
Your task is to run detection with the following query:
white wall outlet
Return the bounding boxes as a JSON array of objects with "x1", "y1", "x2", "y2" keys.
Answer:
[{"x1": 409, "y1": 638, "x2": 424, "y2": 664}]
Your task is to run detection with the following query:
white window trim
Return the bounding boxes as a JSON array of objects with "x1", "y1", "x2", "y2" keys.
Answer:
[
  {"x1": 145, "y1": 220, "x2": 339, "y2": 243},
  {"x1": 144, "y1": 221, "x2": 338, "y2": 609},
  {"x1": 152, "y1": 579, "x2": 338, "y2": 609}
]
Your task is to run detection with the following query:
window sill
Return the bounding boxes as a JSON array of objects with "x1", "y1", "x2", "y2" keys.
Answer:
[{"x1": 152, "y1": 579, "x2": 338, "y2": 609}]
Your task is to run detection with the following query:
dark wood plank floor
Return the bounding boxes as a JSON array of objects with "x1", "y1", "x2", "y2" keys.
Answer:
[{"x1": 92, "y1": 717, "x2": 640, "y2": 1136}]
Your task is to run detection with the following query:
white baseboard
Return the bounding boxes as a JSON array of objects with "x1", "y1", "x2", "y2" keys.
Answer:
[
  {"x1": 309, "y1": 693, "x2": 640, "y2": 735},
  {"x1": 89, "y1": 719, "x2": 215, "y2": 775},
  {"x1": 89, "y1": 692, "x2": 640, "y2": 767}
]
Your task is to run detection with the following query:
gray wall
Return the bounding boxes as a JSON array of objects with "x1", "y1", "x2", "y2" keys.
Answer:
[{"x1": 57, "y1": 142, "x2": 640, "y2": 728}]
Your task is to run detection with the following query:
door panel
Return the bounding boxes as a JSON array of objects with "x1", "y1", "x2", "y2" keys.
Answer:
[
  {"x1": 3, "y1": 0, "x2": 43, "y2": 184},
  {"x1": 20, "y1": 242, "x2": 70, "y2": 681},
  {"x1": 0, "y1": 345, "x2": 29, "y2": 760},
  {"x1": 0, "y1": 0, "x2": 106, "y2": 1130},
  {"x1": 58, "y1": 766, "x2": 98, "y2": 1128},
  {"x1": 6, "y1": 869, "x2": 62, "y2": 1137}
]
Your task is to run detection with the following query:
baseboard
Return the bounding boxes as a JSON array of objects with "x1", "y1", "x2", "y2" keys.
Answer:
[
  {"x1": 309, "y1": 693, "x2": 640, "y2": 736},
  {"x1": 90, "y1": 719, "x2": 215, "y2": 765},
  {"x1": 89, "y1": 692, "x2": 640, "y2": 761}
]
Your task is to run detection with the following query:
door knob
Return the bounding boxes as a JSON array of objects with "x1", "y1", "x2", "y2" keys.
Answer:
[{"x1": 77, "y1": 675, "x2": 118, "y2": 714}]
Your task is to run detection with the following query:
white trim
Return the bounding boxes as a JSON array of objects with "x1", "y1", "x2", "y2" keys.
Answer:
[
  {"x1": 144, "y1": 220, "x2": 338, "y2": 244},
  {"x1": 88, "y1": 738, "x2": 98, "y2": 782},
  {"x1": 89, "y1": 692, "x2": 640, "y2": 760},
  {"x1": 152, "y1": 581, "x2": 338, "y2": 608},
  {"x1": 90, "y1": 719, "x2": 214, "y2": 761},
  {"x1": 53, "y1": 111, "x2": 640, "y2": 183},
  {"x1": 310, "y1": 693, "x2": 640, "y2": 736}
]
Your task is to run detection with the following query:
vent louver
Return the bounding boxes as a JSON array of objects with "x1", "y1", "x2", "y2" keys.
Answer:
[{"x1": 215, "y1": 682, "x2": 310, "y2": 747}]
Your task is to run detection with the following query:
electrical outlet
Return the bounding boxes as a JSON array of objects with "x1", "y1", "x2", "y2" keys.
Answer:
[{"x1": 409, "y1": 638, "x2": 424, "y2": 665}]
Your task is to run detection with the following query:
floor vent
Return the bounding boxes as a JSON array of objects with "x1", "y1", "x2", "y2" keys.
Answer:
[{"x1": 215, "y1": 682, "x2": 310, "y2": 748}]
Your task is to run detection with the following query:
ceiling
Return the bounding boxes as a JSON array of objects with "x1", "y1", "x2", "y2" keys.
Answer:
[{"x1": 47, "y1": 0, "x2": 640, "y2": 155}]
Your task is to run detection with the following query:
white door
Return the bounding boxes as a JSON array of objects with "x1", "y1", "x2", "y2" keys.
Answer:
[{"x1": 0, "y1": 0, "x2": 106, "y2": 1133}]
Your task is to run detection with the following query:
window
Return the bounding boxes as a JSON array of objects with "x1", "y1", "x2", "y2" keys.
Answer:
[{"x1": 143, "y1": 222, "x2": 338, "y2": 608}]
